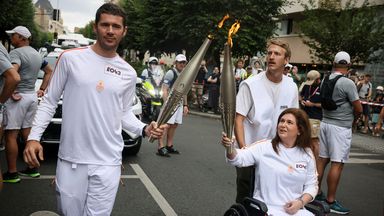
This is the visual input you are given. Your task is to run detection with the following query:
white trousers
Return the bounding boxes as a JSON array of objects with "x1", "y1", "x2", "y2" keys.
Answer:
[{"x1": 56, "y1": 159, "x2": 121, "y2": 216}]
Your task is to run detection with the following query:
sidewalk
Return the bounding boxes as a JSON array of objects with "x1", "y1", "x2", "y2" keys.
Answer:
[{"x1": 189, "y1": 109, "x2": 384, "y2": 155}]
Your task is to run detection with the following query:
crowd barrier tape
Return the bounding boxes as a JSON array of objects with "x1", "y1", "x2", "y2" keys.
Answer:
[{"x1": 360, "y1": 100, "x2": 384, "y2": 107}]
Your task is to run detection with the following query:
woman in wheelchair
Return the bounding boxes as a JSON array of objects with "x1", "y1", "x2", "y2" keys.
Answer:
[{"x1": 222, "y1": 108, "x2": 318, "y2": 216}]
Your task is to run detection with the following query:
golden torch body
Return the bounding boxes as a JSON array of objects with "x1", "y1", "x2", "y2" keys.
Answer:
[{"x1": 220, "y1": 43, "x2": 236, "y2": 154}]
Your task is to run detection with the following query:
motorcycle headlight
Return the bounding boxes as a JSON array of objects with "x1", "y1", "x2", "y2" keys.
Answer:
[{"x1": 149, "y1": 89, "x2": 155, "y2": 96}]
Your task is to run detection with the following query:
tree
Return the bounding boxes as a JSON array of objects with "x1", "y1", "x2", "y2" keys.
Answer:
[
  {"x1": 299, "y1": 0, "x2": 384, "y2": 64},
  {"x1": 0, "y1": 0, "x2": 37, "y2": 46},
  {"x1": 121, "y1": 0, "x2": 287, "y2": 61},
  {"x1": 78, "y1": 21, "x2": 96, "y2": 39}
]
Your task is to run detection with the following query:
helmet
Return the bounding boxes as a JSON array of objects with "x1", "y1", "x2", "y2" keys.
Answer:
[
  {"x1": 376, "y1": 86, "x2": 384, "y2": 91},
  {"x1": 148, "y1": 56, "x2": 159, "y2": 65}
]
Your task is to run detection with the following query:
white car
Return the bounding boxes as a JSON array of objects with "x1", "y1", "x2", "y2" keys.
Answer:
[{"x1": 35, "y1": 52, "x2": 143, "y2": 155}]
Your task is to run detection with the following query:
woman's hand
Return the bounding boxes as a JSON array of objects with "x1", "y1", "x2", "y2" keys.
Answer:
[
  {"x1": 221, "y1": 132, "x2": 237, "y2": 159},
  {"x1": 284, "y1": 199, "x2": 303, "y2": 215},
  {"x1": 221, "y1": 132, "x2": 233, "y2": 148}
]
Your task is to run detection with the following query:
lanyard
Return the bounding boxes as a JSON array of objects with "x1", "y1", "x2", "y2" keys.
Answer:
[{"x1": 307, "y1": 86, "x2": 319, "y2": 100}]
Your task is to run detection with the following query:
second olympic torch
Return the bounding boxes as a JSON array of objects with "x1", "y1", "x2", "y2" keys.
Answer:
[
  {"x1": 220, "y1": 20, "x2": 240, "y2": 154},
  {"x1": 220, "y1": 43, "x2": 236, "y2": 154}
]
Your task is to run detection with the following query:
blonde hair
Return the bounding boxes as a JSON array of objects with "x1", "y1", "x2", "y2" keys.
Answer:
[{"x1": 267, "y1": 39, "x2": 291, "y2": 59}]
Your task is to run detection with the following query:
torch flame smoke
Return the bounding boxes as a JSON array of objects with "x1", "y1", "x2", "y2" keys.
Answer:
[{"x1": 227, "y1": 21, "x2": 240, "y2": 47}]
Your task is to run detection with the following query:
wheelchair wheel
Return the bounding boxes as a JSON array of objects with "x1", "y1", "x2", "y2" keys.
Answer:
[{"x1": 223, "y1": 203, "x2": 249, "y2": 216}]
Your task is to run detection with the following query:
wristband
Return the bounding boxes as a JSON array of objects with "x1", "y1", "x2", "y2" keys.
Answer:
[{"x1": 39, "y1": 88, "x2": 45, "y2": 91}]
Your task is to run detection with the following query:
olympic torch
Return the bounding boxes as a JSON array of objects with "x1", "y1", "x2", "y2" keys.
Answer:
[
  {"x1": 220, "y1": 21, "x2": 240, "y2": 154},
  {"x1": 149, "y1": 15, "x2": 230, "y2": 142}
]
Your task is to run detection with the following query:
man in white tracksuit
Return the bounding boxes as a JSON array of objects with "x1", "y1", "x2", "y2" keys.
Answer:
[
  {"x1": 234, "y1": 39, "x2": 299, "y2": 203},
  {"x1": 23, "y1": 3, "x2": 166, "y2": 215}
]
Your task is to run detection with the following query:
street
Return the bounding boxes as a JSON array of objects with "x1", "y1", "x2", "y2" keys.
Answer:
[{"x1": 0, "y1": 113, "x2": 383, "y2": 216}]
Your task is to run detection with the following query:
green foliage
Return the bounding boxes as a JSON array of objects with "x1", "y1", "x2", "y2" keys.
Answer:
[
  {"x1": 121, "y1": 0, "x2": 286, "y2": 60},
  {"x1": 78, "y1": 21, "x2": 96, "y2": 39},
  {"x1": 0, "y1": 0, "x2": 37, "y2": 44},
  {"x1": 31, "y1": 30, "x2": 54, "y2": 48},
  {"x1": 299, "y1": 0, "x2": 384, "y2": 64}
]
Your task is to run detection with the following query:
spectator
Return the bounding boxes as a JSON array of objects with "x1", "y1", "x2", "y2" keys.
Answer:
[
  {"x1": 23, "y1": 4, "x2": 166, "y2": 215},
  {"x1": 250, "y1": 57, "x2": 264, "y2": 75},
  {"x1": 222, "y1": 108, "x2": 317, "y2": 216},
  {"x1": 284, "y1": 64, "x2": 301, "y2": 87},
  {"x1": 157, "y1": 54, "x2": 189, "y2": 157},
  {"x1": 0, "y1": 42, "x2": 21, "y2": 189},
  {"x1": 141, "y1": 56, "x2": 163, "y2": 82},
  {"x1": 207, "y1": 66, "x2": 221, "y2": 114},
  {"x1": 234, "y1": 59, "x2": 246, "y2": 92},
  {"x1": 245, "y1": 65, "x2": 253, "y2": 79},
  {"x1": 2, "y1": 26, "x2": 50, "y2": 183},
  {"x1": 357, "y1": 74, "x2": 372, "y2": 133},
  {"x1": 191, "y1": 60, "x2": 207, "y2": 109},
  {"x1": 316, "y1": 51, "x2": 362, "y2": 214},
  {"x1": 374, "y1": 104, "x2": 384, "y2": 135},
  {"x1": 372, "y1": 86, "x2": 384, "y2": 136},
  {"x1": 299, "y1": 70, "x2": 322, "y2": 161},
  {"x1": 233, "y1": 39, "x2": 299, "y2": 203},
  {"x1": 37, "y1": 59, "x2": 53, "y2": 97},
  {"x1": 347, "y1": 69, "x2": 358, "y2": 84},
  {"x1": 283, "y1": 63, "x2": 292, "y2": 76}
]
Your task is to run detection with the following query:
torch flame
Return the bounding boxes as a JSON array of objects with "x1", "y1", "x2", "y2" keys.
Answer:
[
  {"x1": 209, "y1": 14, "x2": 230, "y2": 39},
  {"x1": 218, "y1": 14, "x2": 230, "y2": 28},
  {"x1": 227, "y1": 20, "x2": 240, "y2": 47}
]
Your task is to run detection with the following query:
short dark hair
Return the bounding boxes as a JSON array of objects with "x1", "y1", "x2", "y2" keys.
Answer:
[
  {"x1": 271, "y1": 108, "x2": 311, "y2": 155},
  {"x1": 95, "y1": 3, "x2": 126, "y2": 26}
]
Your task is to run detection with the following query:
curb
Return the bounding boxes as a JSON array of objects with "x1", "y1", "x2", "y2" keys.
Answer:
[{"x1": 189, "y1": 110, "x2": 221, "y2": 119}]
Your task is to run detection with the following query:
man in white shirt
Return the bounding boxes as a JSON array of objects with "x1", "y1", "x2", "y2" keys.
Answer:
[
  {"x1": 23, "y1": 3, "x2": 166, "y2": 215},
  {"x1": 234, "y1": 39, "x2": 299, "y2": 203}
]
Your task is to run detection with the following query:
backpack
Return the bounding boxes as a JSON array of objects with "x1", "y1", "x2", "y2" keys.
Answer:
[
  {"x1": 169, "y1": 68, "x2": 178, "y2": 88},
  {"x1": 320, "y1": 75, "x2": 344, "y2": 111}
]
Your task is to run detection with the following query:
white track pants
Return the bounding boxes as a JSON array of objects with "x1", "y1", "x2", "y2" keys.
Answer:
[{"x1": 56, "y1": 159, "x2": 121, "y2": 216}]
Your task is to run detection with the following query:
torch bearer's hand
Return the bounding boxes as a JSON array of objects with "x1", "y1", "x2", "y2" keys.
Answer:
[
  {"x1": 146, "y1": 121, "x2": 169, "y2": 139},
  {"x1": 221, "y1": 132, "x2": 237, "y2": 159},
  {"x1": 221, "y1": 132, "x2": 235, "y2": 148}
]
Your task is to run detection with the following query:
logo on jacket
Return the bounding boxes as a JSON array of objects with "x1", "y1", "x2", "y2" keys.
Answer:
[
  {"x1": 295, "y1": 162, "x2": 307, "y2": 172},
  {"x1": 105, "y1": 65, "x2": 122, "y2": 77}
]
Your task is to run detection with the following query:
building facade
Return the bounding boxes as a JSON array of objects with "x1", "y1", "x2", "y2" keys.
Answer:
[
  {"x1": 275, "y1": 0, "x2": 383, "y2": 80},
  {"x1": 34, "y1": 0, "x2": 65, "y2": 35}
]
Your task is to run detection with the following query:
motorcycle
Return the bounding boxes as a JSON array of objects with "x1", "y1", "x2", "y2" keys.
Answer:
[{"x1": 137, "y1": 67, "x2": 164, "y2": 122}]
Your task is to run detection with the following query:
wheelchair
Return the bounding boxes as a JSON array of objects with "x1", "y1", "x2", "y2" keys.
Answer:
[
  {"x1": 224, "y1": 167, "x2": 330, "y2": 216},
  {"x1": 224, "y1": 197, "x2": 330, "y2": 216}
]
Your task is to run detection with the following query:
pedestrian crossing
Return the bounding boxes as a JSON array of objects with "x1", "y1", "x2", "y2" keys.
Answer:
[{"x1": 348, "y1": 152, "x2": 384, "y2": 164}]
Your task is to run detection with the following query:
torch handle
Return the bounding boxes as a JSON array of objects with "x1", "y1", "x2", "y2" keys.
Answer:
[{"x1": 225, "y1": 145, "x2": 234, "y2": 155}]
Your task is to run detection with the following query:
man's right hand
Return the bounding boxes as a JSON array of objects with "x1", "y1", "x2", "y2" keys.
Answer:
[{"x1": 23, "y1": 140, "x2": 44, "y2": 168}]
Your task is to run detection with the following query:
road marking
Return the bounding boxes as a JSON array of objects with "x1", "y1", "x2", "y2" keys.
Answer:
[
  {"x1": 348, "y1": 158, "x2": 384, "y2": 164},
  {"x1": 349, "y1": 152, "x2": 384, "y2": 164},
  {"x1": 25, "y1": 164, "x2": 176, "y2": 215},
  {"x1": 21, "y1": 175, "x2": 140, "y2": 179},
  {"x1": 349, "y1": 152, "x2": 379, "y2": 156},
  {"x1": 131, "y1": 164, "x2": 177, "y2": 216}
]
